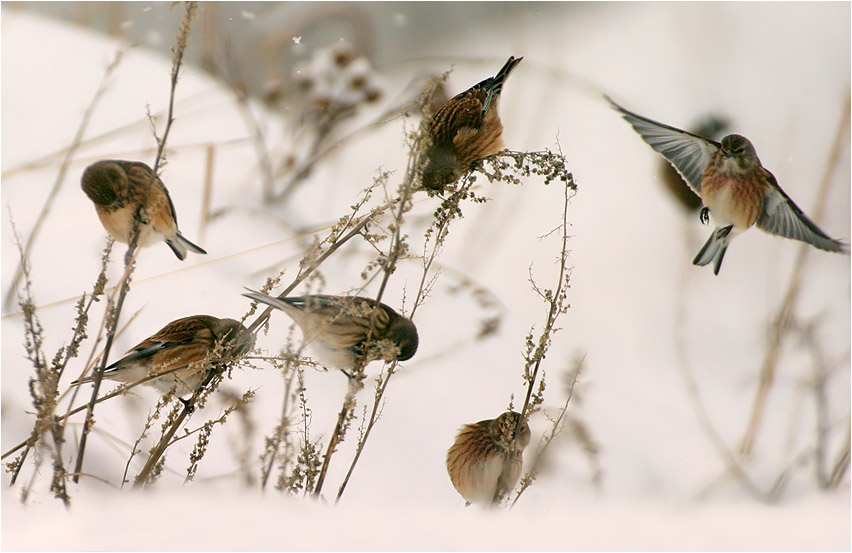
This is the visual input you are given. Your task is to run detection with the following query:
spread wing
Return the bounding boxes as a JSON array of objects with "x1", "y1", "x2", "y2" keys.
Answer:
[
  {"x1": 607, "y1": 96, "x2": 720, "y2": 195},
  {"x1": 756, "y1": 172, "x2": 850, "y2": 254}
]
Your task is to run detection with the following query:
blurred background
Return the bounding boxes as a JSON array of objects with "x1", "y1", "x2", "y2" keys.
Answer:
[{"x1": 2, "y1": 2, "x2": 849, "y2": 550}]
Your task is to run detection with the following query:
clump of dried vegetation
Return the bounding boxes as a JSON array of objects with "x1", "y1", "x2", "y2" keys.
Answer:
[{"x1": 2, "y1": 2, "x2": 585, "y2": 507}]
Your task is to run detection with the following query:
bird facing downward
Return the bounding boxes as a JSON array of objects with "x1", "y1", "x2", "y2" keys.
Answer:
[
  {"x1": 608, "y1": 97, "x2": 850, "y2": 274},
  {"x1": 72, "y1": 315, "x2": 255, "y2": 397},
  {"x1": 421, "y1": 56, "x2": 523, "y2": 192},
  {"x1": 243, "y1": 290, "x2": 419, "y2": 373},
  {"x1": 81, "y1": 160, "x2": 207, "y2": 260},
  {"x1": 446, "y1": 410, "x2": 531, "y2": 507}
]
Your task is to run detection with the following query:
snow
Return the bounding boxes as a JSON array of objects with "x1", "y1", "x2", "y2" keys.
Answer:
[{"x1": 2, "y1": 4, "x2": 849, "y2": 551}]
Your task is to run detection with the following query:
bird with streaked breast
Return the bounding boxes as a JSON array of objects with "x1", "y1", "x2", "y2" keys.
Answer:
[
  {"x1": 446, "y1": 410, "x2": 531, "y2": 507},
  {"x1": 421, "y1": 56, "x2": 523, "y2": 192},
  {"x1": 81, "y1": 160, "x2": 206, "y2": 260},
  {"x1": 72, "y1": 315, "x2": 255, "y2": 397},
  {"x1": 608, "y1": 96, "x2": 849, "y2": 274},
  {"x1": 243, "y1": 290, "x2": 418, "y2": 374}
]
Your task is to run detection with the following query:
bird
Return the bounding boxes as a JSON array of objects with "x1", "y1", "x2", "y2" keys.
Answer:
[
  {"x1": 421, "y1": 56, "x2": 523, "y2": 192},
  {"x1": 608, "y1": 97, "x2": 850, "y2": 274},
  {"x1": 81, "y1": 160, "x2": 207, "y2": 260},
  {"x1": 446, "y1": 410, "x2": 531, "y2": 507},
  {"x1": 242, "y1": 290, "x2": 419, "y2": 373},
  {"x1": 72, "y1": 315, "x2": 255, "y2": 396},
  {"x1": 659, "y1": 115, "x2": 729, "y2": 212}
]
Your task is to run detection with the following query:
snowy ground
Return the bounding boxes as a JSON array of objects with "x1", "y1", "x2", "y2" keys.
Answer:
[{"x1": 2, "y1": 4, "x2": 849, "y2": 551}]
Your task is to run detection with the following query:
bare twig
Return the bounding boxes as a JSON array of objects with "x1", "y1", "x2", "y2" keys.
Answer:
[
  {"x1": 828, "y1": 427, "x2": 850, "y2": 488},
  {"x1": 73, "y1": 1, "x2": 198, "y2": 483},
  {"x1": 331, "y1": 134, "x2": 429, "y2": 501},
  {"x1": 72, "y1": 236, "x2": 140, "y2": 483},
  {"x1": 9, "y1": 221, "x2": 69, "y2": 506},
  {"x1": 260, "y1": 359, "x2": 300, "y2": 490},
  {"x1": 519, "y1": 173, "x2": 575, "y2": 423},
  {"x1": 511, "y1": 359, "x2": 582, "y2": 507}
]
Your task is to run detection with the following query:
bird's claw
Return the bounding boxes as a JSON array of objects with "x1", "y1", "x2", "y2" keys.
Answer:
[
  {"x1": 179, "y1": 397, "x2": 195, "y2": 413},
  {"x1": 699, "y1": 207, "x2": 710, "y2": 225}
]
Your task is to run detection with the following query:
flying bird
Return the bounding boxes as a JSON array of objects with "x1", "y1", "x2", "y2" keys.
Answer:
[
  {"x1": 446, "y1": 410, "x2": 531, "y2": 507},
  {"x1": 81, "y1": 160, "x2": 206, "y2": 260},
  {"x1": 421, "y1": 56, "x2": 522, "y2": 192},
  {"x1": 608, "y1": 97, "x2": 849, "y2": 274},
  {"x1": 73, "y1": 315, "x2": 254, "y2": 396},
  {"x1": 243, "y1": 290, "x2": 418, "y2": 373}
]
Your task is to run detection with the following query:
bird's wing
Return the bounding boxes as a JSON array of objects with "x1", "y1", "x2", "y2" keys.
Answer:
[
  {"x1": 105, "y1": 342, "x2": 173, "y2": 371},
  {"x1": 109, "y1": 317, "x2": 215, "y2": 370},
  {"x1": 756, "y1": 172, "x2": 850, "y2": 254},
  {"x1": 607, "y1": 96, "x2": 720, "y2": 194},
  {"x1": 443, "y1": 93, "x2": 485, "y2": 139}
]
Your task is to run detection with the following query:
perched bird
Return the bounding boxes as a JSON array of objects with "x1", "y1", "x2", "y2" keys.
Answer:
[
  {"x1": 421, "y1": 56, "x2": 523, "y2": 192},
  {"x1": 446, "y1": 410, "x2": 531, "y2": 507},
  {"x1": 659, "y1": 115, "x2": 730, "y2": 212},
  {"x1": 608, "y1": 97, "x2": 850, "y2": 274},
  {"x1": 242, "y1": 290, "x2": 419, "y2": 372},
  {"x1": 81, "y1": 160, "x2": 207, "y2": 260},
  {"x1": 73, "y1": 315, "x2": 255, "y2": 396}
]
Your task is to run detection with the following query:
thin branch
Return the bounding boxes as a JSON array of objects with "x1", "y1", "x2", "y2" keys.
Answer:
[
  {"x1": 519, "y1": 174, "x2": 574, "y2": 422},
  {"x1": 511, "y1": 360, "x2": 582, "y2": 507},
  {"x1": 73, "y1": 1, "x2": 198, "y2": 483}
]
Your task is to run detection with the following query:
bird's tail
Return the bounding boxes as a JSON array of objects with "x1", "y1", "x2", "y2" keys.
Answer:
[
  {"x1": 693, "y1": 226, "x2": 734, "y2": 275},
  {"x1": 243, "y1": 288, "x2": 289, "y2": 311},
  {"x1": 167, "y1": 232, "x2": 207, "y2": 260},
  {"x1": 478, "y1": 56, "x2": 523, "y2": 115},
  {"x1": 489, "y1": 56, "x2": 523, "y2": 96}
]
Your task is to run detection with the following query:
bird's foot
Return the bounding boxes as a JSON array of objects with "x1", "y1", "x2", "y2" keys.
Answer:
[{"x1": 179, "y1": 397, "x2": 195, "y2": 413}]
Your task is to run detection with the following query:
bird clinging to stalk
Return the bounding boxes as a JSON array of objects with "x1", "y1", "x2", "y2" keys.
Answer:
[
  {"x1": 243, "y1": 291, "x2": 418, "y2": 375},
  {"x1": 421, "y1": 56, "x2": 523, "y2": 192},
  {"x1": 446, "y1": 410, "x2": 531, "y2": 507},
  {"x1": 81, "y1": 160, "x2": 206, "y2": 260}
]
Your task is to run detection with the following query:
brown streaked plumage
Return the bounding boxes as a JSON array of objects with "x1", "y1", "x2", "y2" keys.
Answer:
[
  {"x1": 608, "y1": 97, "x2": 850, "y2": 274},
  {"x1": 422, "y1": 56, "x2": 522, "y2": 192},
  {"x1": 72, "y1": 315, "x2": 255, "y2": 396},
  {"x1": 446, "y1": 410, "x2": 531, "y2": 507},
  {"x1": 242, "y1": 291, "x2": 418, "y2": 373},
  {"x1": 81, "y1": 160, "x2": 206, "y2": 260}
]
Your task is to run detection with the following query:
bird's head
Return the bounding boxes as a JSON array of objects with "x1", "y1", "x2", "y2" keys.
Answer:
[
  {"x1": 81, "y1": 161, "x2": 127, "y2": 205},
  {"x1": 720, "y1": 134, "x2": 759, "y2": 162},
  {"x1": 385, "y1": 314, "x2": 419, "y2": 361},
  {"x1": 217, "y1": 319, "x2": 256, "y2": 358},
  {"x1": 421, "y1": 145, "x2": 460, "y2": 192},
  {"x1": 491, "y1": 411, "x2": 531, "y2": 453}
]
